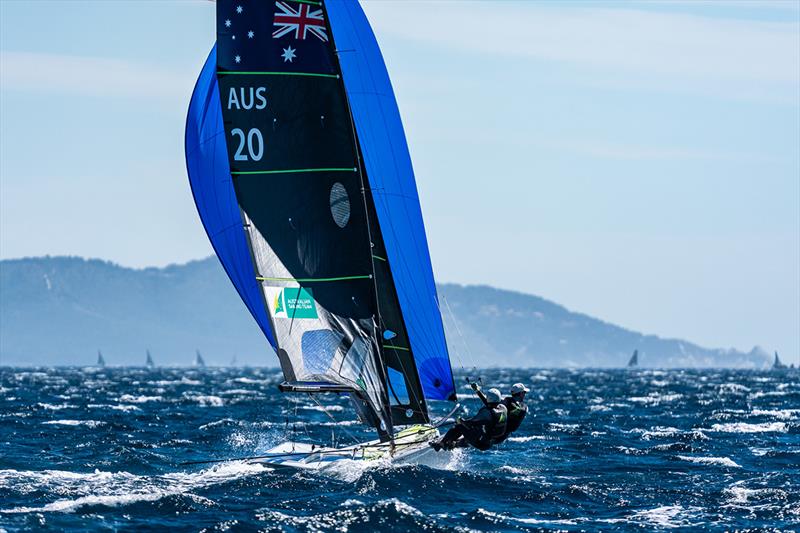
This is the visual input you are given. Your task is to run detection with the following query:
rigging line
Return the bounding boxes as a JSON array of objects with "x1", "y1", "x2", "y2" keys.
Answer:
[
  {"x1": 441, "y1": 294, "x2": 474, "y2": 371},
  {"x1": 309, "y1": 393, "x2": 361, "y2": 446}
]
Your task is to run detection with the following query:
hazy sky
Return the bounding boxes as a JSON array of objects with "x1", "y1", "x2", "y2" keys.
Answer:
[{"x1": 1, "y1": 1, "x2": 798, "y2": 358}]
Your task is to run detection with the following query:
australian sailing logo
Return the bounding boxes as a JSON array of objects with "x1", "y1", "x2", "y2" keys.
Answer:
[{"x1": 265, "y1": 287, "x2": 318, "y2": 319}]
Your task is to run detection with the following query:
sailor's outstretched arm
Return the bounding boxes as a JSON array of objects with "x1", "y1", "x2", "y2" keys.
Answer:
[{"x1": 471, "y1": 382, "x2": 491, "y2": 408}]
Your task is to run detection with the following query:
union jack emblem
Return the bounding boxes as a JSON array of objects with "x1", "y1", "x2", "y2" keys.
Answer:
[{"x1": 273, "y1": 1, "x2": 328, "y2": 42}]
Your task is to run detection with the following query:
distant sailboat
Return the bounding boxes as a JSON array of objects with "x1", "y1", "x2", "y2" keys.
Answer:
[
  {"x1": 96, "y1": 350, "x2": 106, "y2": 367},
  {"x1": 627, "y1": 350, "x2": 639, "y2": 368},
  {"x1": 194, "y1": 350, "x2": 206, "y2": 368},
  {"x1": 230, "y1": 354, "x2": 237, "y2": 367},
  {"x1": 773, "y1": 351, "x2": 786, "y2": 370},
  {"x1": 146, "y1": 349, "x2": 155, "y2": 369}
]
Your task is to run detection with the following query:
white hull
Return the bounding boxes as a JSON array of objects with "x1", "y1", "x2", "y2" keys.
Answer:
[{"x1": 252, "y1": 424, "x2": 446, "y2": 471}]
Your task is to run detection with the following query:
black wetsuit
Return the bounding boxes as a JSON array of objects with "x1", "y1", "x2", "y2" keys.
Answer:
[
  {"x1": 492, "y1": 396, "x2": 528, "y2": 444},
  {"x1": 439, "y1": 402, "x2": 507, "y2": 451}
]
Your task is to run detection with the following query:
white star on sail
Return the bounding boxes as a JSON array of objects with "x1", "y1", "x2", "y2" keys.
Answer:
[
  {"x1": 247, "y1": 30, "x2": 254, "y2": 39},
  {"x1": 236, "y1": 5, "x2": 243, "y2": 14},
  {"x1": 235, "y1": 55, "x2": 241, "y2": 64},
  {"x1": 281, "y1": 46, "x2": 296, "y2": 63},
  {"x1": 225, "y1": 19, "x2": 231, "y2": 28}
]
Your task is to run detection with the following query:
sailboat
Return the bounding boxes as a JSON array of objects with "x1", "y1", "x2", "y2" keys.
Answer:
[
  {"x1": 230, "y1": 354, "x2": 238, "y2": 367},
  {"x1": 96, "y1": 350, "x2": 106, "y2": 368},
  {"x1": 185, "y1": 0, "x2": 457, "y2": 469},
  {"x1": 773, "y1": 351, "x2": 786, "y2": 370},
  {"x1": 627, "y1": 350, "x2": 639, "y2": 368},
  {"x1": 194, "y1": 350, "x2": 206, "y2": 368},
  {"x1": 145, "y1": 349, "x2": 155, "y2": 369}
]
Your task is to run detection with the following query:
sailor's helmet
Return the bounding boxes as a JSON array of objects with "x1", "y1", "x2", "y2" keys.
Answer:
[
  {"x1": 511, "y1": 383, "x2": 530, "y2": 395},
  {"x1": 486, "y1": 388, "x2": 503, "y2": 404}
]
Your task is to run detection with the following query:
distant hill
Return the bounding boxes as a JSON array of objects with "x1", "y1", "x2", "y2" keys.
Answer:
[{"x1": 0, "y1": 256, "x2": 770, "y2": 368}]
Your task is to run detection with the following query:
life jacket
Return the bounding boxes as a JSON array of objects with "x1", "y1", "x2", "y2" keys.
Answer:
[
  {"x1": 503, "y1": 397, "x2": 528, "y2": 434},
  {"x1": 488, "y1": 403, "x2": 508, "y2": 439}
]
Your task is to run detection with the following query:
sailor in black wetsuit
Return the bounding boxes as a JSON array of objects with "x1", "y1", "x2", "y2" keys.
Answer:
[
  {"x1": 431, "y1": 387, "x2": 507, "y2": 451},
  {"x1": 492, "y1": 382, "x2": 529, "y2": 444}
]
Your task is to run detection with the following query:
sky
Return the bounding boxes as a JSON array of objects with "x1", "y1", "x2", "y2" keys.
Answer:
[{"x1": 0, "y1": 0, "x2": 798, "y2": 359}]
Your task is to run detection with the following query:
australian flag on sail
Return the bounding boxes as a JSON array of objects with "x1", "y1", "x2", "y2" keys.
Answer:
[{"x1": 217, "y1": 0, "x2": 337, "y2": 75}]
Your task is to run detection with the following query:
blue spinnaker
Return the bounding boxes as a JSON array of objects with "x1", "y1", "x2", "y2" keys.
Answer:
[
  {"x1": 326, "y1": 1, "x2": 456, "y2": 402},
  {"x1": 184, "y1": 46, "x2": 277, "y2": 350}
]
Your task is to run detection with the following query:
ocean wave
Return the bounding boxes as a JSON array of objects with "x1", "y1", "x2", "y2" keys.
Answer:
[
  {"x1": 87, "y1": 404, "x2": 140, "y2": 412},
  {"x1": 676, "y1": 455, "x2": 741, "y2": 468},
  {"x1": 36, "y1": 403, "x2": 73, "y2": 410},
  {"x1": 42, "y1": 420, "x2": 105, "y2": 428},
  {"x1": 183, "y1": 394, "x2": 224, "y2": 407},
  {"x1": 723, "y1": 484, "x2": 786, "y2": 506},
  {"x1": 709, "y1": 422, "x2": 787, "y2": 433},
  {"x1": 476, "y1": 508, "x2": 578, "y2": 526},
  {"x1": 750, "y1": 408, "x2": 800, "y2": 420},
  {"x1": 118, "y1": 394, "x2": 163, "y2": 403},
  {"x1": 0, "y1": 461, "x2": 267, "y2": 514},
  {"x1": 507, "y1": 435, "x2": 547, "y2": 443},
  {"x1": 630, "y1": 505, "x2": 702, "y2": 529}
]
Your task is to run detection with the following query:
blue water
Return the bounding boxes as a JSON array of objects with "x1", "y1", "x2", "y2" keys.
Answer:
[{"x1": 0, "y1": 367, "x2": 798, "y2": 531}]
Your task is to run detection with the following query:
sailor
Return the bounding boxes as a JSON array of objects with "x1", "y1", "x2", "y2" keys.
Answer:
[
  {"x1": 492, "y1": 383, "x2": 529, "y2": 444},
  {"x1": 431, "y1": 387, "x2": 507, "y2": 451}
]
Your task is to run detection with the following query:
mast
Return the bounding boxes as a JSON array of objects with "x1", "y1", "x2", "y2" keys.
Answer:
[{"x1": 321, "y1": 0, "x2": 393, "y2": 441}]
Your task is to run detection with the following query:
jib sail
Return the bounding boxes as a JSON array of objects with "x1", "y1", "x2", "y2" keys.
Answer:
[{"x1": 185, "y1": 0, "x2": 454, "y2": 437}]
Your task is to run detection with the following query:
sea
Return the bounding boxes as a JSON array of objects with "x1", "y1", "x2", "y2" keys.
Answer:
[{"x1": 0, "y1": 367, "x2": 797, "y2": 532}]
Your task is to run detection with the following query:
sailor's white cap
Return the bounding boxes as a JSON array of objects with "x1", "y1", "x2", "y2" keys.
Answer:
[
  {"x1": 486, "y1": 388, "x2": 502, "y2": 403},
  {"x1": 511, "y1": 383, "x2": 530, "y2": 395}
]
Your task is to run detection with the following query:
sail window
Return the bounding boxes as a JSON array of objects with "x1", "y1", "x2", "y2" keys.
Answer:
[
  {"x1": 329, "y1": 182, "x2": 351, "y2": 228},
  {"x1": 301, "y1": 330, "x2": 344, "y2": 375},
  {"x1": 387, "y1": 367, "x2": 410, "y2": 405}
]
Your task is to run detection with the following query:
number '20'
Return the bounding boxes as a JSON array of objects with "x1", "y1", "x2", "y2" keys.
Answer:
[{"x1": 231, "y1": 128, "x2": 264, "y2": 161}]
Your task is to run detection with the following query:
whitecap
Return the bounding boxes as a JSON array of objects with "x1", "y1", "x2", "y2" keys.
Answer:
[
  {"x1": 750, "y1": 408, "x2": 800, "y2": 420},
  {"x1": 199, "y1": 418, "x2": 239, "y2": 430},
  {"x1": 42, "y1": 420, "x2": 105, "y2": 428},
  {"x1": 36, "y1": 403, "x2": 73, "y2": 411},
  {"x1": 186, "y1": 395, "x2": 224, "y2": 407},
  {"x1": 87, "y1": 404, "x2": 140, "y2": 412},
  {"x1": 118, "y1": 394, "x2": 162, "y2": 404},
  {"x1": 676, "y1": 455, "x2": 741, "y2": 468},
  {"x1": 709, "y1": 422, "x2": 787, "y2": 433},
  {"x1": 630, "y1": 505, "x2": 701, "y2": 529},
  {"x1": 0, "y1": 461, "x2": 267, "y2": 514},
  {"x1": 506, "y1": 435, "x2": 546, "y2": 443}
]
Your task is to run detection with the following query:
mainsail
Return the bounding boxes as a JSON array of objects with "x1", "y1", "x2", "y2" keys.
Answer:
[
  {"x1": 185, "y1": 0, "x2": 455, "y2": 438},
  {"x1": 195, "y1": 350, "x2": 206, "y2": 368},
  {"x1": 146, "y1": 350, "x2": 155, "y2": 369},
  {"x1": 96, "y1": 350, "x2": 106, "y2": 367},
  {"x1": 627, "y1": 350, "x2": 638, "y2": 368}
]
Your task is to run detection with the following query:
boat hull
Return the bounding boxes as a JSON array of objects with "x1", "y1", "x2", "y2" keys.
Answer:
[{"x1": 252, "y1": 424, "x2": 444, "y2": 471}]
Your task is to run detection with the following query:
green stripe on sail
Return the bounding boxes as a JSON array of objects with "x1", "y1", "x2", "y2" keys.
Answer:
[
  {"x1": 232, "y1": 167, "x2": 356, "y2": 176},
  {"x1": 217, "y1": 71, "x2": 338, "y2": 79},
  {"x1": 256, "y1": 275, "x2": 372, "y2": 283},
  {"x1": 372, "y1": 255, "x2": 387, "y2": 262}
]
